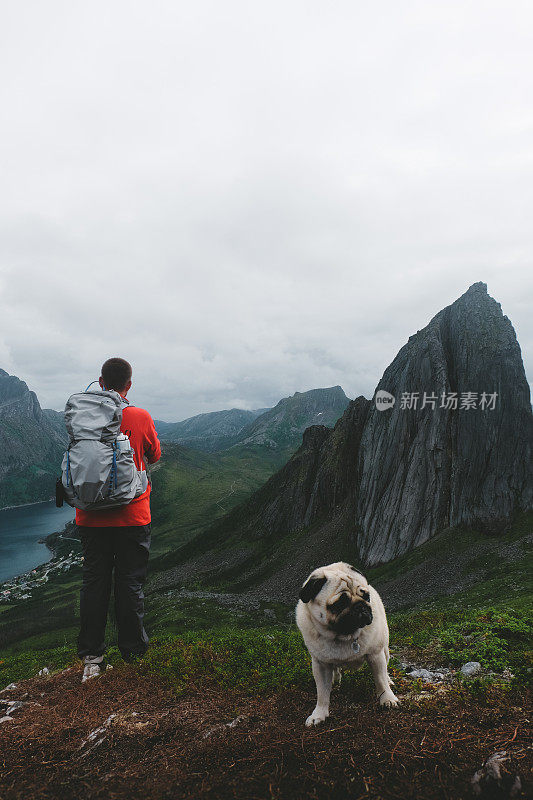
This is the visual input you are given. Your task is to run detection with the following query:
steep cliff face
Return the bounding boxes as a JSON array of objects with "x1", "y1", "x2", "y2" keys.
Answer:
[
  {"x1": 0, "y1": 370, "x2": 67, "y2": 508},
  {"x1": 356, "y1": 282, "x2": 532, "y2": 563},
  {"x1": 171, "y1": 284, "x2": 532, "y2": 581},
  {"x1": 305, "y1": 396, "x2": 371, "y2": 524}
]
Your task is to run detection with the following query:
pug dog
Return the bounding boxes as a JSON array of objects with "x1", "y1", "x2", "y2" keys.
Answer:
[{"x1": 296, "y1": 561, "x2": 399, "y2": 726}]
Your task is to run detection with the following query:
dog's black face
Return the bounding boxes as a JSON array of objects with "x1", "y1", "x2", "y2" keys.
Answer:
[
  {"x1": 327, "y1": 593, "x2": 373, "y2": 635},
  {"x1": 299, "y1": 564, "x2": 373, "y2": 636}
]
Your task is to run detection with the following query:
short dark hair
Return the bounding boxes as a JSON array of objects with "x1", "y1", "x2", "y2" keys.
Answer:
[{"x1": 101, "y1": 357, "x2": 132, "y2": 391}]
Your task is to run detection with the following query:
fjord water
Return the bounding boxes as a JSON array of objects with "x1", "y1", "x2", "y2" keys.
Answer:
[{"x1": 0, "y1": 502, "x2": 75, "y2": 582}]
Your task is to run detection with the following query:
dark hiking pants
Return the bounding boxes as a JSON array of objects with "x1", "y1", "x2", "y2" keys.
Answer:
[{"x1": 76, "y1": 524, "x2": 151, "y2": 661}]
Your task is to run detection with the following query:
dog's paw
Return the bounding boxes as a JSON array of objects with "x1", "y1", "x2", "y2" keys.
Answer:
[
  {"x1": 305, "y1": 708, "x2": 329, "y2": 727},
  {"x1": 379, "y1": 690, "x2": 400, "y2": 709}
]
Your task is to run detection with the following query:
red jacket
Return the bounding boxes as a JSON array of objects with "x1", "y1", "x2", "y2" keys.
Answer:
[{"x1": 76, "y1": 402, "x2": 161, "y2": 528}]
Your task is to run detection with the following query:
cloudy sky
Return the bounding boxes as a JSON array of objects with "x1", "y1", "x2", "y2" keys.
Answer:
[{"x1": 1, "y1": 1, "x2": 532, "y2": 420}]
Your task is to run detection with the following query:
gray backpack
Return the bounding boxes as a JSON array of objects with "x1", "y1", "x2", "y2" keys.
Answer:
[{"x1": 60, "y1": 388, "x2": 148, "y2": 510}]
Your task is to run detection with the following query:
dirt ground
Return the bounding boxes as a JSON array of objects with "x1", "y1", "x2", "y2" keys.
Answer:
[{"x1": 1, "y1": 666, "x2": 531, "y2": 800}]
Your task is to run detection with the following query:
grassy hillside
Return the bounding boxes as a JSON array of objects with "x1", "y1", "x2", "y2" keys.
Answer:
[
  {"x1": 148, "y1": 442, "x2": 293, "y2": 556},
  {"x1": 0, "y1": 463, "x2": 58, "y2": 509},
  {"x1": 1, "y1": 513, "x2": 531, "y2": 679},
  {"x1": 233, "y1": 386, "x2": 349, "y2": 450},
  {"x1": 2, "y1": 564, "x2": 531, "y2": 800},
  {"x1": 3, "y1": 592, "x2": 531, "y2": 690},
  {"x1": 155, "y1": 407, "x2": 267, "y2": 451}
]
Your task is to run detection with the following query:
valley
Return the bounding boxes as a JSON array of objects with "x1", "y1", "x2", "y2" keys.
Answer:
[{"x1": 0, "y1": 283, "x2": 531, "y2": 800}]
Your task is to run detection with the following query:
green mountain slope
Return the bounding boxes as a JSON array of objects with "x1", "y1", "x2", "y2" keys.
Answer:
[
  {"x1": 154, "y1": 407, "x2": 269, "y2": 451},
  {"x1": 145, "y1": 387, "x2": 351, "y2": 558},
  {"x1": 155, "y1": 386, "x2": 350, "y2": 456},
  {"x1": 148, "y1": 443, "x2": 290, "y2": 557},
  {"x1": 1, "y1": 510, "x2": 530, "y2": 659},
  {"x1": 0, "y1": 370, "x2": 67, "y2": 509},
  {"x1": 232, "y1": 386, "x2": 350, "y2": 452}
]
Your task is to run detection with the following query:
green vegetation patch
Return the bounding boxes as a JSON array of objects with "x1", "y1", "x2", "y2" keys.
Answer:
[
  {"x1": 148, "y1": 443, "x2": 290, "y2": 558},
  {"x1": 390, "y1": 605, "x2": 532, "y2": 682},
  {"x1": 0, "y1": 641, "x2": 78, "y2": 687},
  {"x1": 141, "y1": 628, "x2": 313, "y2": 692},
  {"x1": 140, "y1": 628, "x2": 377, "y2": 697},
  {"x1": 3, "y1": 603, "x2": 531, "y2": 695}
]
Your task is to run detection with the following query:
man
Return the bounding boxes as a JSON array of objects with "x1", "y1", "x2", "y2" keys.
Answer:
[{"x1": 76, "y1": 357, "x2": 161, "y2": 682}]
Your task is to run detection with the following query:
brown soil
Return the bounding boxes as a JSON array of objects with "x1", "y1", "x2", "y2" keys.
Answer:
[{"x1": 0, "y1": 666, "x2": 531, "y2": 800}]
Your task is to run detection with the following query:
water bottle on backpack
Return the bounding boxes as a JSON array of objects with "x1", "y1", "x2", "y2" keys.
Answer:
[{"x1": 115, "y1": 432, "x2": 132, "y2": 453}]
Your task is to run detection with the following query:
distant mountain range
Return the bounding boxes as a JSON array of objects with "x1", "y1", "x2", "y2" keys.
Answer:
[
  {"x1": 153, "y1": 283, "x2": 533, "y2": 598},
  {"x1": 0, "y1": 372, "x2": 350, "y2": 509},
  {"x1": 231, "y1": 387, "x2": 350, "y2": 451},
  {"x1": 155, "y1": 387, "x2": 350, "y2": 454},
  {"x1": 154, "y1": 408, "x2": 269, "y2": 451},
  {"x1": 0, "y1": 370, "x2": 67, "y2": 509}
]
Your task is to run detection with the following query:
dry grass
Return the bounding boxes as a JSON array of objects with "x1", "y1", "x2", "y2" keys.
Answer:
[{"x1": 1, "y1": 665, "x2": 531, "y2": 800}]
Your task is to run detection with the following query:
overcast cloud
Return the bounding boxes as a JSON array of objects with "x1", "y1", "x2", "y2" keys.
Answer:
[{"x1": 1, "y1": 0, "x2": 532, "y2": 420}]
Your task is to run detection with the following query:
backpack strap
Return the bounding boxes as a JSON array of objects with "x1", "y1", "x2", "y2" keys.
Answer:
[{"x1": 108, "y1": 444, "x2": 118, "y2": 495}]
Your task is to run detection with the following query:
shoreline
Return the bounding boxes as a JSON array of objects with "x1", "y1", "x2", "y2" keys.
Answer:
[
  {"x1": 0, "y1": 521, "x2": 80, "y2": 593},
  {"x1": 0, "y1": 498, "x2": 54, "y2": 512},
  {"x1": 0, "y1": 508, "x2": 75, "y2": 585},
  {"x1": 39, "y1": 537, "x2": 58, "y2": 557},
  {"x1": 0, "y1": 550, "x2": 54, "y2": 586}
]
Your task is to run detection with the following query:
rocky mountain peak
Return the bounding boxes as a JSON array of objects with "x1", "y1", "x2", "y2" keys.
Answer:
[
  {"x1": 182, "y1": 284, "x2": 532, "y2": 591},
  {"x1": 0, "y1": 369, "x2": 67, "y2": 508},
  {"x1": 234, "y1": 386, "x2": 350, "y2": 450},
  {"x1": 0, "y1": 370, "x2": 42, "y2": 422},
  {"x1": 357, "y1": 283, "x2": 532, "y2": 563}
]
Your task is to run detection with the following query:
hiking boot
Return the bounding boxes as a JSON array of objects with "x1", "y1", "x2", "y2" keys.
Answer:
[
  {"x1": 82, "y1": 663, "x2": 102, "y2": 682},
  {"x1": 81, "y1": 655, "x2": 104, "y2": 683}
]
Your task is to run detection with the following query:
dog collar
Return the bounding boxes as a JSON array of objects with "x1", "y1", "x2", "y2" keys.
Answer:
[{"x1": 334, "y1": 634, "x2": 360, "y2": 652}]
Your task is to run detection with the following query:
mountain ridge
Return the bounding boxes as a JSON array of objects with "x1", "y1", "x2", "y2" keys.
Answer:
[
  {"x1": 148, "y1": 282, "x2": 532, "y2": 595},
  {"x1": 231, "y1": 386, "x2": 350, "y2": 451},
  {"x1": 0, "y1": 370, "x2": 68, "y2": 509},
  {"x1": 155, "y1": 386, "x2": 350, "y2": 454},
  {"x1": 155, "y1": 408, "x2": 267, "y2": 451}
]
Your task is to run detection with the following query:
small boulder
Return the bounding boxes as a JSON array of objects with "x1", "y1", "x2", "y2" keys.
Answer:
[
  {"x1": 79, "y1": 713, "x2": 117, "y2": 757},
  {"x1": 461, "y1": 661, "x2": 482, "y2": 677},
  {"x1": 407, "y1": 669, "x2": 433, "y2": 681},
  {"x1": 0, "y1": 699, "x2": 26, "y2": 723}
]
